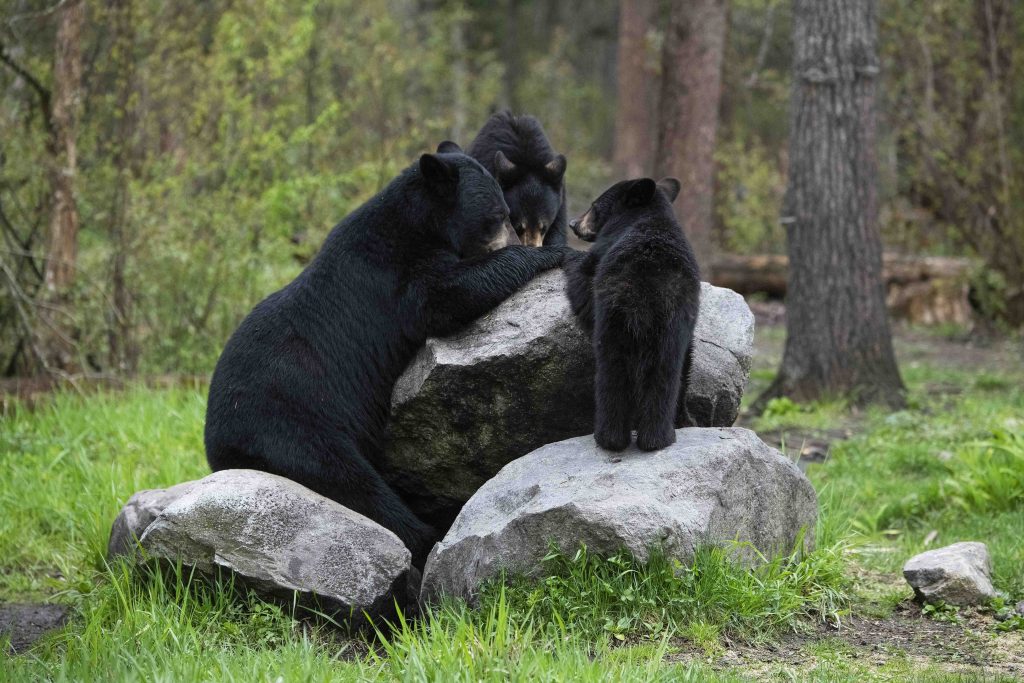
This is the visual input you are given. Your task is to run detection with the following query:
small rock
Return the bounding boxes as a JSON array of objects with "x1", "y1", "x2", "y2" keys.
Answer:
[
  {"x1": 383, "y1": 272, "x2": 754, "y2": 529},
  {"x1": 935, "y1": 450, "x2": 954, "y2": 462},
  {"x1": 1015, "y1": 600, "x2": 1024, "y2": 617},
  {"x1": 903, "y1": 542, "x2": 997, "y2": 606},
  {"x1": 107, "y1": 481, "x2": 196, "y2": 558},
  {"x1": 421, "y1": 427, "x2": 816, "y2": 604},
  {"x1": 133, "y1": 470, "x2": 414, "y2": 624}
]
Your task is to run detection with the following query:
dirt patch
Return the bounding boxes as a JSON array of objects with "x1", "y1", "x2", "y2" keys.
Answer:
[
  {"x1": 668, "y1": 606, "x2": 1023, "y2": 678},
  {"x1": 0, "y1": 603, "x2": 70, "y2": 654},
  {"x1": 754, "y1": 426, "x2": 854, "y2": 468}
]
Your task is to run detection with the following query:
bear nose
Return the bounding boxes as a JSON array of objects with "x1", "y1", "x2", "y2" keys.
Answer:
[{"x1": 569, "y1": 219, "x2": 579, "y2": 230}]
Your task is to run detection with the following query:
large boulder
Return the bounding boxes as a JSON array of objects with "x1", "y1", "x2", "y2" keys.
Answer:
[
  {"x1": 903, "y1": 542, "x2": 998, "y2": 606},
  {"x1": 421, "y1": 427, "x2": 816, "y2": 604},
  {"x1": 107, "y1": 481, "x2": 197, "y2": 558},
  {"x1": 383, "y1": 270, "x2": 754, "y2": 528},
  {"x1": 111, "y1": 470, "x2": 416, "y2": 623}
]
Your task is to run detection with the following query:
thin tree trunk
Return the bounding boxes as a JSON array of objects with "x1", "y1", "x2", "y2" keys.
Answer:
[
  {"x1": 499, "y1": 0, "x2": 520, "y2": 112},
  {"x1": 450, "y1": 2, "x2": 468, "y2": 143},
  {"x1": 108, "y1": 0, "x2": 137, "y2": 372},
  {"x1": 44, "y1": 0, "x2": 84, "y2": 295},
  {"x1": 758, "y1": 0, "x2": 906, "y2": 409},
  {"x1": 612, "y1": 0, "x2": 656, "y2": 177},
  {"x1": 654, "y1": 0, "x2": 727, "y2": 275}
]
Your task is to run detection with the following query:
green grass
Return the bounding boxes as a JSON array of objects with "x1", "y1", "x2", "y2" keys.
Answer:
[{"x1": 2, "y1": 340, "x2": 1023, "y2": 680}]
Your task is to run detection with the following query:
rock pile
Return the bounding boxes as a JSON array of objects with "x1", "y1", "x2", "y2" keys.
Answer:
[{"x1": 107, "y1": 274, "x2": 799, "y2": 620}]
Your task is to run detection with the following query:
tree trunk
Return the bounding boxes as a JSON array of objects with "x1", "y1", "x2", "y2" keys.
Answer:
[
  {"x1": 450, "y1": 3, "x2": 468, "y2": 144},
  {"x1": 44, "y1": 0, "x2": 84, "y2": 295},
  {"x1": 654, "y1": 0, "x2": 727, "y2": 275},
  {"x1": 758, "y1": 0, "x2": 905, "y2": 409},
  {"x1": 612, "y1": 0, "x2": 656, "y2": 177},
  {"x1": 107, "y1": 0, "x2": 137, "y2": 373}
]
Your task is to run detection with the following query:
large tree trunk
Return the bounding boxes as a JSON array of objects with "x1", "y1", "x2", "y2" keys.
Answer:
[
  {"x1": 654, "y1": 0, "x2": 727, "y2": 274},
  {"x1": 758, "y1": 0, "x2": 905, "y2": 409},
  {"x1": 44, "y1": 0, "x2": 84, "y2": 295},
  {"x1": 612, "y1": 0, "x2": 656, "y2": 177}
]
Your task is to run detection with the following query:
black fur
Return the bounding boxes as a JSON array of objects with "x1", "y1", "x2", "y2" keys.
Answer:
[
  {"x1": 467, "y1": 111, "x2": 568, "y2": 247},
  {"x1": 204, "y1": 143, "x2": 565, "y2": 566},
  {"x1": 564, "y1": 178, "x2": 700, "y2": 452}
]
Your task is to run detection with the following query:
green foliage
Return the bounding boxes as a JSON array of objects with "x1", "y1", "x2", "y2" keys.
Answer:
[
  {"x1": 714, "y1": 135, "x2": 786, "y2": 254},
  {"x1": 760, "y1": 396, "x2": 802, "y2": 419},
  {"x1": 921, "y1": 601, "x2": 961, "y2": 624},
  {"x1": 880, "y1": 0, "x2": 1024, "y2": 325}
]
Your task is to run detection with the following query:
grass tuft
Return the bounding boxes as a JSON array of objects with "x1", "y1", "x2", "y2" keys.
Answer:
[{"x1": 490, "y1": 534, "x2": 850, "y2": 647}]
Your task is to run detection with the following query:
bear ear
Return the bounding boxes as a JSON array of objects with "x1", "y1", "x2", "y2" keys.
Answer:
[
  {"x1": 437, "y1": 140, "x2": 463, "y2": 155},
  {"x1": 544, "y1": 154, "x2": 567, "y2": 183},
  {"x1": 624, "y1": 178, "x2": 657, "y2": 207},
  {"x1": 494, "y1": 150, "x2": 517, "y2": 182},
  {"x1": 656, "y1": 177, "x2": 681, "y2": 202},
  {"x1": 419, "y1": 154, "x2": 459, "y2": 196}
]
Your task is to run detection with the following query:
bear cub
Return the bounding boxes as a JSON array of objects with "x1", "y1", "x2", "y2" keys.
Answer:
[
  {"x1": 565, "y1": 177, "x2": 700, "y2": 452},
  {"x1": 205, "y1": 141, "x2": 565, "y2": 566},
  {"x1": 468, "y1": 111, "x2": 568, "y2": 247}
]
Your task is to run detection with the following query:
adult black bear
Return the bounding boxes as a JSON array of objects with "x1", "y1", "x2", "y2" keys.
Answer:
[
  {"x1": 564, "y1": 177, "x2": 700, "y2": 452},
  {"x1": 205, "y1": 142, "x2": 565, "y2": 566},
  {"x1": 468, "y1": 111, "x2": 568, "y2": 247}
]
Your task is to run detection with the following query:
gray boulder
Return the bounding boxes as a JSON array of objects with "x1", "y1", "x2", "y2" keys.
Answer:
[
  {"x1": 903, "y1": 542, "x2": 997, "y2": 605},
  {"x1": 421, "y1": 427, "x2": 816, "y2": 604},
  {"x1": 121, "y1": 470, "x2": 414, "y2": 623},
  {"x1": 383, "y1": 270, "x2": 754, "y2": 526},
  {"x1": 107, "y1": 481, "x2": 197, "y2": 558}
]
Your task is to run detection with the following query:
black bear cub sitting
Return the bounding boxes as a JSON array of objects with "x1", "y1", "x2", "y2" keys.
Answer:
[
  {"x1": 468, "y1": 111, "x2": 568, "y2": 247},
  {"x1": 565, "y1": 178, "x2": 700, "y2": 452},
  {"x1": 205, "y1": 141, "x2": 564, "y2": 566}
]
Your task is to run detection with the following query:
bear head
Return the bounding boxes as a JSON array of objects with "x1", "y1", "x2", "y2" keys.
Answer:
[
  {"x1": 569, "y1": 177, "x2": 681, "y2": 243},
  {"x1": 493, "y1": 150, "x2": 566, "y2": 247},
  {"x1": 420, "y1": 141, "x2": 514, "y2": 258}
]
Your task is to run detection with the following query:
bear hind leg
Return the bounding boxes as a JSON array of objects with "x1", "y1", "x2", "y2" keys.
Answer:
[
  {"x1": 593, "y1": 321, "x2": 633, "y2": 451},
  {"x1": 635, "y1": 324, "x2": 689, "y2": 452}
]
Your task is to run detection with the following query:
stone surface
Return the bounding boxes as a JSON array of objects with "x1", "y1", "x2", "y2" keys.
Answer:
[
  {"x1": 903, "y1": 542, "x2": 998, "y2": 606},
  {"x1": 134, "y1": 469, "x2": 414, "y2": 623},
  {"x1": 107, "y1": 481, "x2": 196, "y2": 558},
  {"x1": 421, "y1": 427, "x2": 816, "y2": 604},
  {"x1": 383, "y1": 270, "x2": 754, "y2": 528}
]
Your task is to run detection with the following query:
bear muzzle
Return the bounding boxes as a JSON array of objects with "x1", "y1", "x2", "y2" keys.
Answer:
[{"x1": 569, "y1": 212, "x2": 597, "y2": 242}]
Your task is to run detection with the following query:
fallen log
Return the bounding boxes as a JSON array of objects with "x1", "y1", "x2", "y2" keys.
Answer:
[{"x1": 710, "y1": 253, "x2": 973, "y2": 326}]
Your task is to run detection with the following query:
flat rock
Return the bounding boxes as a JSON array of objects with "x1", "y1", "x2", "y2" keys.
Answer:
[
  {"x1": 421, "y1": 427, "x2": 816, "y2": 604},
  {"x1": 383, "y1": 270, "x2": 754, "y2": 529},
  {"x1": 903, "y1": 542, "x2": 997, "y2": 606},
  {"x1": 131, "y1": 469, "x2": 414, "y2": 624}
]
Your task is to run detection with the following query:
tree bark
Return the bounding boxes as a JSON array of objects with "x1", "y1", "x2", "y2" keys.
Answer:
[
  {"x1": 43, "y1": 0, "x2": 85, "y2": 295},
  {"x1": 758, "y1": 0, "x2": 906, "y2": 409},
  {"x1": 107, "y1": 0, "x2": 137, "y2": 372},
  {"x1": 612, "y1": 0, "x2": 656, "y2": 177},
  {"x1": 654, "y1": 0, "x2": 727, "y2": 275}
]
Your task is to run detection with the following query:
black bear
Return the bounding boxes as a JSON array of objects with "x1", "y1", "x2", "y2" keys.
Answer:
[
  {"x1": 564, "y1": 177, "x2": 700, "y2": 452},
  {"x1": 205, "y1": 141, "x2": 565, "y2": 566},
  {"x1": 468, "y1": 111, "x2": 568, "y2": 247}
]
